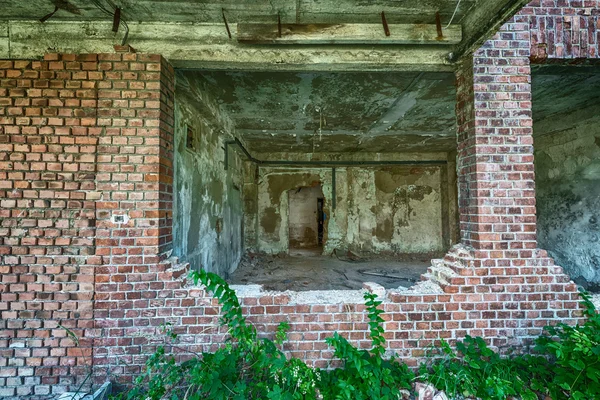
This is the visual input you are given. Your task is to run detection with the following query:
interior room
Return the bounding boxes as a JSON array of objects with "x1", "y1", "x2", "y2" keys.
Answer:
[{"x1": 172, "y1": 69, "x2": 461, "y2": 290}]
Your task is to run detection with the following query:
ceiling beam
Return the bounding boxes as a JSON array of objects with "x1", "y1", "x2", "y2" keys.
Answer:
[
  {"x1": 449, "y1": 0, "x2": 530, "y2": 62},
  {"x1": 237, "y1": 23, "x2": 461, "y2": 45},
  {"x1": 2, "y1": 21, "x2": 454, "y2": 72},
  {"x1": 0, "y1": 22, "x2": 8, "y2": 57}
]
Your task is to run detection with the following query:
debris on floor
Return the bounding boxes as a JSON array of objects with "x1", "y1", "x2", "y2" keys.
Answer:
[
  {"x1": 228, "y1": 252, "x2": 433, "y2": 291},
  {"x1": 56, "y1": 382, "x2": 111, "y2": 400}
]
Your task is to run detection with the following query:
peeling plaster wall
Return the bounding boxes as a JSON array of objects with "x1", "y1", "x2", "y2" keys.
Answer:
[
  {"x1": 254, "y1": 162, "x2": 445, "y2": 255},
  {"x1": 534, "y1": 109, "x2": 600, "y2": 289},
  {"x1": 172, "y1": 73, "x2": 245, "y2": 277}
]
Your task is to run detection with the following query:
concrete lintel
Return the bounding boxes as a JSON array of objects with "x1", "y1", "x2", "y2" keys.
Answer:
[
  {"x1": 237, "y1": 23, "x2": 462, "y2": 45},
  {"x1": 0, "y1": 22, "x2": 8, "y2": 59},
  {"x1": 5, "y1": 20, "x2": 454, "y2": 72},
  {"x1": 450, "y1": 0, "x2": 530, "y2": 62}
]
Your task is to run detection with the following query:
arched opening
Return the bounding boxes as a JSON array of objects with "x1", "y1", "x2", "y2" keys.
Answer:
[{"x1": 288, "y1": 184, "x2": 326, "y2": 256}]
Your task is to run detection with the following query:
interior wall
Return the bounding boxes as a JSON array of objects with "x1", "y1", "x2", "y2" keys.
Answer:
[
  {"x1": 534, "y1": 106, "x2": 600, "y2": 289},
  {"x1": 251, "y1": 160, "x2": 450, "y2": 255},
  {"x1": 172, "y1": 72, "x2": 245, "y2": 277}
]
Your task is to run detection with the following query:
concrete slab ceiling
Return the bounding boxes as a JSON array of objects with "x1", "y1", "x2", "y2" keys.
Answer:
[
  {"x1": 184, "y1": 70, "x2": 457, "y2": 153},
  {"x1": 1, "y1": 0, "x2": 530, "y2": 70},
  {"x1": 532, "y1": 67, "x2": 600, "y2": 129},
  {"x1": 1, "y1": 0, "x2": 476, "y2": 25}
]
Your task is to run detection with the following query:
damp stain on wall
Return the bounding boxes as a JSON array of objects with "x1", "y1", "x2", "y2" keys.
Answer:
[
  {"x1": 252, "y1": 164, "x2": 445, "y2": 255},
  {"x1": 172, "y1": 72, "x2": 245, "y2": 278},
  {"x1": 534, "y1": 107, "x2": 600, "y2": 288}
]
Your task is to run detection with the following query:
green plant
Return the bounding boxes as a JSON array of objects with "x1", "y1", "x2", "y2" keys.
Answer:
[
  {"x1": 534, "y1": 291, "x2": 600, "y2": 400},
  {"x1": 420, "y1": 291, "x2": 600, "y2": 400},
  {"x1": 318, "y1": 292, "x2": 414, "y2": 400},
  {"x1": 418, "y1": 336, "x2": 539, "y2": 400},
  {"x1": 122, "y1": 270, "x2": 319, "y2": 400}
]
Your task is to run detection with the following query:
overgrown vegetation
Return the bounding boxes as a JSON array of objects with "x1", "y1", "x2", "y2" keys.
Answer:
[
  {"x1": 418, "y1": 291, "x2": 600, "y2": 400},
  {"x1": 319, "y1": 292, "x2": 414, "y2": 400},
  {"x1": 119, "y1": 272, "x2": 600, "y2": 400}
]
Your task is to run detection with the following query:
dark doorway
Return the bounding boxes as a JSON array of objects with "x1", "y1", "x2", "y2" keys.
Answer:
[
  {"x1": 317, "y1": 198, "x2": 324, "y2": 246},
  {"x1": 288, "y1": 185, "x2": 324, "y2": 254}
]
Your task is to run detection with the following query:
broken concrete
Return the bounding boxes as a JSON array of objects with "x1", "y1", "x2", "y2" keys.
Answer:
[
  {"x1": 253, "y1": 165, "x2": 449, "y2": 255},
  {"x1": 191, "y1": 71, "x2": 456, "y2": 153}
]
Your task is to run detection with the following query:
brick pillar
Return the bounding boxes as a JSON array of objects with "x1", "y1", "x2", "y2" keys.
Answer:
[
  {"x1": 158, "y1": 57, "x2": 175, "y2": 255},
  {"x1": 94, "y1": 52, "x2": 173, "y2": 266},
  {"x1": 425, "y1": 15, "x2": 582, "y2": 348},
  {"x1": 92, "y1": 51, "x2": 176, "y2": 388},
  {"x1": 455, "y1": 18, "x2": 538, "y2": 259}
]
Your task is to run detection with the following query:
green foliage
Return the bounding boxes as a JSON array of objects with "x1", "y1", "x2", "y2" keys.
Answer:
[
  {"x1": 534, "y1": 291, "x2": 600, "y2": 400},
  {"x1": 418, "y1": 336, "x2": 540, "y2": 400},
  {"x1": 318, "y1": 292, "x2": 415, "y2": 400},
  {"x1": 121, "y1": 269, "x2": 319, "y2": 400},
  {"x1": 419, "y1": 291, "x2": 600, "y2": 400},
  {"x1": 122, "y1": 273, "x2": 600, "y2": 400}
]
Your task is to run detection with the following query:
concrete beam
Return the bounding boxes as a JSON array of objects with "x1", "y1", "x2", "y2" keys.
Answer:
[
  {"x1": 449, "y1": 0, "x2": 530, "y2": 62},
  {"x1": 4, "y1": 21, "x2": 453, "y2": 72},
  {"x1": 0, "y1": 22, "x2": 8, "y2": 58},
  {"x1": 237, "y1": 23, "x2": 462, "y2": 45}
]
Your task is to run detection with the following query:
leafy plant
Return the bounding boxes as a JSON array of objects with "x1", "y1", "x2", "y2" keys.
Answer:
[
  {"x1": 534, "y1": 291, "x2": 600, "y2": 400},
  {"x1": 121, "y1": 270, "x2": 319, "y2": 400},
  {"x1": 121, "y1": 270, "x2": 600, "y2": 400},
  {"x1": 420, "y1": 291, "x2": 600, "y2": 400},
  {"x1": 318, "y1": 292, "x2": 414, "y2": 400},
  {"x1": 418, "y1": 335, "x2": 539, "y2": 400}
]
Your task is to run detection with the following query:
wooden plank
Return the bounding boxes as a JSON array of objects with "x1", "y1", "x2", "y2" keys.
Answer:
[
  {"x1": 237, "y1": 23, "x2": 461, "y2": 45},
  {"x1": 7, "y1": 21, "x2": 454, "y2": 72}
]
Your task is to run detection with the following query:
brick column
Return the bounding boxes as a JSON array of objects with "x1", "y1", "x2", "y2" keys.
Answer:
[
  {"x1": 91, "y1": 51, "x2": 177, "y2": 388},
  {"x1": 0, "y1": 51, "x2": 176, "y2": 396},
  {"x1": 426, "y1": 14, "x2": 582, "y2": 348},
  {"x1": 455, "y1": 18, "x2": 538, "y2": 260}
]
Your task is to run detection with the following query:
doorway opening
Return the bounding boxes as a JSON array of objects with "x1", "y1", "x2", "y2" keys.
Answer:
[{"x1": 288, "y1": 185, "x2": 325, "y2": 256}]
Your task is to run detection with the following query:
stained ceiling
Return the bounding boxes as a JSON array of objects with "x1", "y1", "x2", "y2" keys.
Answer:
[
  {"x1": 0, "y1": 0, "x2": 476, "y2": 25},
  {"x1": 187, "y1": 71, "x2": 457, "y2": 153},
  {"x1": 532, "y1": 68, "x2": 600, "y2": 126}
]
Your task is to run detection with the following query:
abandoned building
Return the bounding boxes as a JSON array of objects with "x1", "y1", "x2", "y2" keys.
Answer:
[{"x1": 0, "y1": 0, "x2": 599, "y2": 397}]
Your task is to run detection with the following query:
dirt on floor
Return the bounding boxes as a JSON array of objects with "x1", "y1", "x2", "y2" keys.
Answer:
[{"x1": 227, "y1": 250, "x2": 434, "y2": 291}]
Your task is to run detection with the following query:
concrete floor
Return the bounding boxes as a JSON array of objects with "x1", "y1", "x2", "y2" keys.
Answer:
[{"x1": 227, "y1": 250, "x2": 432, "y2": 291}]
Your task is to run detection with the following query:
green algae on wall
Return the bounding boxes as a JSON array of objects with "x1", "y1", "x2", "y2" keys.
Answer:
[{"x1": 172, "y1": 73, "x2": 245, "y2": 278}]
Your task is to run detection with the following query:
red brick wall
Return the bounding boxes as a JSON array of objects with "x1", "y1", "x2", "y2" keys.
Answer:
[
  {"x1": 0, "y1": 52, "x2": 175, "y2": 398},
  {"x1": 523, "y1": 0, "x2": 600, "y2": 61},
  {"x1": 0, "y1": 0, "x2": 598, "y2": 397},
  {"x1": 0, "y1": 57, "x2": 99, "y2": 397},
  {"x1": 92, "y1": 52, "x2": 176, "y2": 389}
]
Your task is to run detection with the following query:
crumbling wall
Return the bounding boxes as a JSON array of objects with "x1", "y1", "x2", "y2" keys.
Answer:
[
  {"x1": 534, "y1": 107, "x2": 600, "y2": 289},
  {"x1": 172, "y1": 72, "x2": 244, "y2": 277},
  {"x1": 257, "y1": 169, "x2": 326, "y2": 254},
  {"x1": 254, "y1": 164, "x2": 444, "y2": 255}
]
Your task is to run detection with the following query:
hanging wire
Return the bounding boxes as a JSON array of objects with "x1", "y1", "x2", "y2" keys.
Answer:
[
  {"x1": 90, "y1": 0, "x2": 129, "y2": 45},
  {"x1": 445, "y1": 0, "x2": 462, "y2": 28}
]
